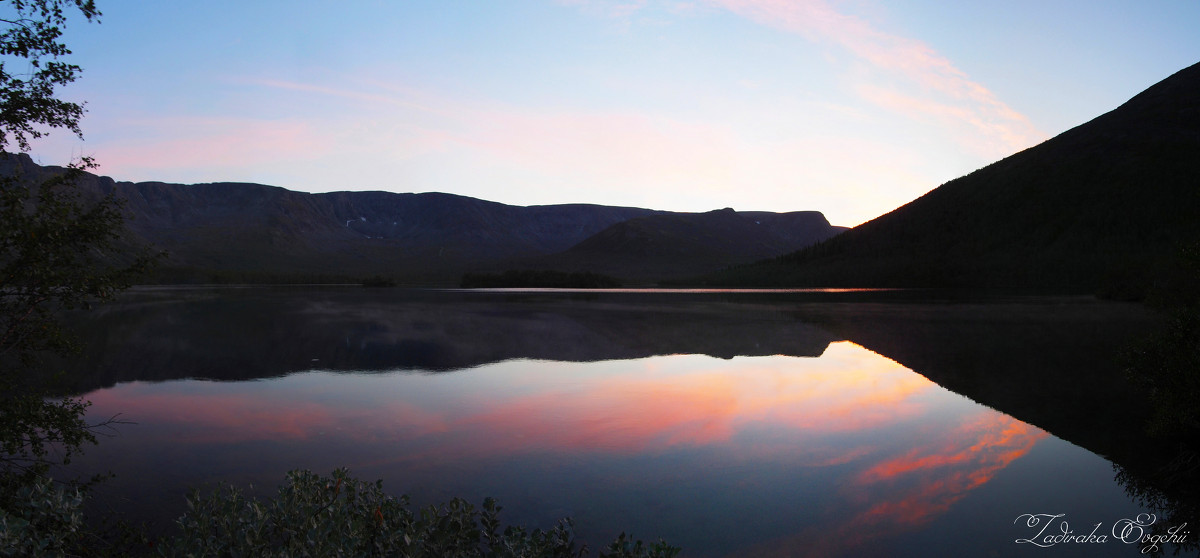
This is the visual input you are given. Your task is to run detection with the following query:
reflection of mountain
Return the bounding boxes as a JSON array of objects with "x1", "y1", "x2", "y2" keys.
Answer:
[
  {"x1": 55, "y1": 288, "x2": 840, "y2": 392},
  {"x1": 804, "y1": 300, "x2": 1159, "y2": 475},
  {"x1": 59, "y1": 288, "x2": 1160, "y2": 479}
]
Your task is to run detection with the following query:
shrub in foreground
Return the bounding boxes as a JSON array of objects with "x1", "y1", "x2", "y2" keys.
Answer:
[
  {"x1": 159, "y1": 468, "x2": 679, "y2": 558},
  {"x1": 0, "y1": 474, "x2": 85, "y2": 556}
]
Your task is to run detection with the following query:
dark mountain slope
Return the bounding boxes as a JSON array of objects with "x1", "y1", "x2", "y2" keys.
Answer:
[
  {"x1": 0, "y1": 155, "x2": 661, "y2": 282},
  {"x1": 505, "y1": 208, "x2": 845, "y2": 281},
  {"x1": 115, "y1": 181, "x2": 660, "y2": 278},
  {"x1": 738, "y1": 210, "x2": 849, "y2": 247},
  {"x1": 1, "y1": 155, "x2": 844, "y2": 284},
  {"x1": 701, "y1": 61, "x2": 1200, "y2": 294},
  {"x1": 130, "y1": 187, "x2": 668, "y2": 282}
]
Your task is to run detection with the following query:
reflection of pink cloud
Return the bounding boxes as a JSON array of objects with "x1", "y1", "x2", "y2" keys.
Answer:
[
  {"x1": 85, "y1": 344, "x2": 1051, "y2": 557},
  {"x1": 854, "y1": 413, "x2": 1046, "y2": 521},
  {"x1": 705, "y1": 0, "x2": 1046, "y2": 156},
  {"x1": 455, "y1": 375, "x2": 743, "y2": 453},
  {"x1": 84, "y1": 383, "x2": 449, "y2": 445},
  {"x1": 733, "y1": 412, "x2": 1047, "y2": 557},
  {"x1": 86, "y1": 388, "x2": 333, "y2": 443},
  {"x1": 335, "y1": 345, "x2": 935, "y2": 471},
  {"x1": 435, "y1": 345, "x2": 935, "y2": 458},
  {"x1": 86, "y1": 343, "x2": 934, "y2": 460}
]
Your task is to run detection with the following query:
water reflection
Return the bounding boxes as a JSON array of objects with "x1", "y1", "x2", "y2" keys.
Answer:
[
  {"x1": 74, "y1": 342, "x2": 1103, "y2": 556},
  {"x1": 57, "y1": 289, "x2": 1161, "y2": 555},
  {"x1": 58, "y1": 288, "x2": 839, "y2": 389},
  {"x1": 89, "y1": 343, "x2": 935, "y2": 452}
]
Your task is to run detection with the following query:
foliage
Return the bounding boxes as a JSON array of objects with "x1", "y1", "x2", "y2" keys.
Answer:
[
  {"x1": 0, "y1": 0, "x2": 141, "y2": 466},
  {"x1": 0, "y1": 158, "x2": 158, "y2": 485},
  {"x1": 0, "y1": 0, "x2": 131, "y2": 378},
  {"x1": 0, "y1": 394, "x2": 93, "y2": 478},
  {"x1": 0, "y1": 473, "x2": 85, "y2": 556},
  {"x1": 161, "y1": 468, "x2": 679, "y2": 558},
  {"x1": 1124, "y1": 242, "x2": 1200, "y2": 439},
  {"x1": 1124, "y1": 310, "x2": 1200, "y2": 439},
  {"x1": 0, "y1": 2, "x2": 154, "y2": 555},
  {"x1": 1114, "y1": 242, "x2": 1200, "y2": 557},
  {"x1": 1114, "y1": 461, "x2": 1199, "y2": 558},
  {"x1": 461, "y1": 269, "x2": 622, "y2": 289},
  {"x1": 0, "y1": 0, "x2": 99, "y2": 152},
  {"x1": 1, "y1": 0, "x2": 113, "y2": 367},
  {"x1": 1, "y1": 161, "x2": 158, "y2": 369},
  {"x1": 1118, "y1": 330, "x2": 1200, "y2": 557}
]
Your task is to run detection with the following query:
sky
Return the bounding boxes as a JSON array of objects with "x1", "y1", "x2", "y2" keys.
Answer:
[{"x1": 23, "y1": 0, "x2": 1200, "y2": 227}]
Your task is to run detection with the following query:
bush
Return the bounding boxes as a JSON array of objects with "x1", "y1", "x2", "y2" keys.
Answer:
[
  {"x1": 0, "y1": 474, "x2": 85, "y2": 557},
  {"x1": 159, "y1": 468, "x2": 679, "y2": 558}
]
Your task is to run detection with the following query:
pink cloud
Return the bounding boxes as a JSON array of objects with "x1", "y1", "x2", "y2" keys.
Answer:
[
  {"x1": 704, "y1": 0, "x2": 1047, "y2": 156},
  {"x1": 90, "y1": 116, "x2": 330, "y2": 178},
  {"x1": 238, "y1": 78, "x2": 748, "y2": 201},
  {"x1": 53, "y1": 77, "x2": 752, "y2": 205},
  {"x1": 459, "y1": 104, "x2": 742, "y2": 187},
  {"x1": 249, "y1": 78, "x2": 444, "y2": 115}
]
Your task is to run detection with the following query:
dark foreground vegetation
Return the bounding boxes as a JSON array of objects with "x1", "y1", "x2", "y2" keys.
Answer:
[
  {"x1": 6, "y1": 468, "x2": 679, "y2": 557},
  {"x1": 167, "y1": 469, "x2": 677, "y2": 558},
  {"x1": 1111, "y1": 242, "x2": 1200, "y2": 556},
  {"x1": 461, "y1": 269, "x2": 623, "y2": 289}
]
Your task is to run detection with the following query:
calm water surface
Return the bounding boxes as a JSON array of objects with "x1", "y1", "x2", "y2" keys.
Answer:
[{"x1": 60, "y1": 288, "x2": 1167, "y2": 556}]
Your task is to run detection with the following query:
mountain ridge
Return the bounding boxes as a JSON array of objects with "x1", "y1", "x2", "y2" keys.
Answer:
[
  {"x1": 0, "y1": 154, "x2": 845, "y2": 284},
  {"x1": 495, "y1": 208, "x2": 844, "y2": 281}
]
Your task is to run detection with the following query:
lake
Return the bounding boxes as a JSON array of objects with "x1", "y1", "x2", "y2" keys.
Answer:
[{"x1": 55, "y1": 287, "x2": 1179, "y2": 556}]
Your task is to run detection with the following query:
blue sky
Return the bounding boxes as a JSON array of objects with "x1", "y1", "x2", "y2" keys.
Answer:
[{"x1": 25, "y1": 0, "x2": 1200, "y2": 226}]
